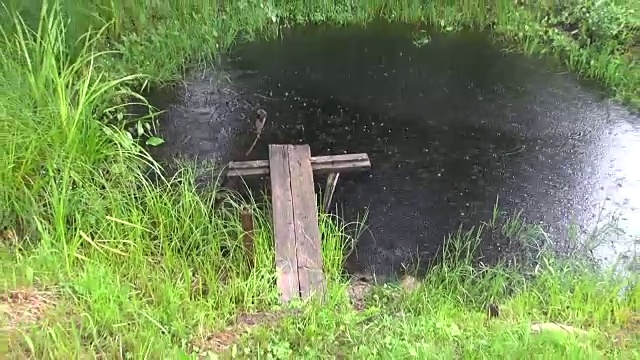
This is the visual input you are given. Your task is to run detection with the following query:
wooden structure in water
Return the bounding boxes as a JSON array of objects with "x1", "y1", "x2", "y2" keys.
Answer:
[{"x1": 227, "y1": 144, "x2": 371, "y2": 302}]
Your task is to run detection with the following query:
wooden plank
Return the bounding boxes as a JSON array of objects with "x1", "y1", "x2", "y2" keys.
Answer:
[
  {"x1": 268, "y1": 145, "x2": 300, "y2": 302},
  {"x1": 227, "y1": 153, "x2": 371, "y2": 177},
  {"x1": 288, "y1": 145, "x2": 325, "y2": 300}
]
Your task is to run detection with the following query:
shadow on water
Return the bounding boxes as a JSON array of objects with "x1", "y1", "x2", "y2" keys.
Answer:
[{"x1": 146, "y1": 21, "x2": 640, "y2": 279}]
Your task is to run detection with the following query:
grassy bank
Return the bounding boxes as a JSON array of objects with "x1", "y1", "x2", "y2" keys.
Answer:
[
  {"x1": 0, "y1": 0, "x2": 639, "y2": 358},
  {"x1": 3, "y1": 0, "x2": 638, "y2": 107}
]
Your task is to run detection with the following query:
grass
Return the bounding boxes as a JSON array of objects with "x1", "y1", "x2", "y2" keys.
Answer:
[{"x1": 0, "y1": 0, "x2": 638, "y2": 358}]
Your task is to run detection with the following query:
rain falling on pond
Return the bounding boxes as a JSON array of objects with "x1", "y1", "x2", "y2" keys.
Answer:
[{"x1": 146, "y1": 22, "x2": 640, "y2": 279}]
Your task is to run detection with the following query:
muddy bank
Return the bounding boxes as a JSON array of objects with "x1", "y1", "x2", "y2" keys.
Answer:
[{"x1": 146, "y1": 22, "x2": 639, "y2": 279}]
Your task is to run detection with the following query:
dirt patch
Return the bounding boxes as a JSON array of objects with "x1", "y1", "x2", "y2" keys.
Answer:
[
  {"x1": 191, "y1": 309, "x2": 300, "y2": 357},
  {"x1": 347, "y1": 274, "x2": 420, "y2": 311},
  {"x1": 0, "y1": 228, "x2": 18, "y2": 246},
  {"x1": 0, "y1": 288, "x2": 56, "y2": 330},
  {"x1": 191, "y1": 278, "x2": 379, "y2": 356},
  {"x1": 347, "y1": 278, "x2": 374, "y2": 311},
  {"x1": 191, "y1": 275, "x2": 414, "y2": 356},
  {"x1": 611, "y1": 312, "x2": 640, "y2": 349}
]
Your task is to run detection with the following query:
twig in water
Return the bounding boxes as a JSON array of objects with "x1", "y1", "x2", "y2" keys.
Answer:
[
  {"x1": 245, "y1": 109, "x2": 267, "y2": 157},
  {"x1": 255, "y1": 93, "x2": 273, "y2": 100}
]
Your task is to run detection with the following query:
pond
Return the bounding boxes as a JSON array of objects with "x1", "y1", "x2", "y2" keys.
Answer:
[{"x1": 147, "y1": 21, "x2": 639, "y2": 279}]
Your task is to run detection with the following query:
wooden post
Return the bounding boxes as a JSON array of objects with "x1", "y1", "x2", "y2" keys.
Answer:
[
  {"x1": 322, "y1": 172, "x2": 340, "y2": 212},
  {"x1": 225, "y1": 145, "x2": 371, "y2": 303},
  {"x1": 240, "y1": 207, "x2": 255, "y2": 270}
]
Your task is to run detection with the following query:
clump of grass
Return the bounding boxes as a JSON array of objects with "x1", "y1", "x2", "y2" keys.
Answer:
[
  {"x1": 0, "y1": 0, "x2": 152, "y2": 234},
  {"x1": 2, "y1": 173, "x2": 355, "y2": 357},
  {"x1": 495, "y1": 0, "x2": 640, "y2": 107},
  {"x1": 235, "y1": 219, "x2": 639, "y2": 358},
  {"x1": 0, "y1": 2, "x2": 338, "y2": 357},
  {"x1": 1, "y1": 0, "x2": 639, "y2": 358}
]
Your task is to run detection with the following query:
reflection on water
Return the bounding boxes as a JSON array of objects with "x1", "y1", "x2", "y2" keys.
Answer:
[
  {"x1": 148, "y1": 22, "x2": 639, "y2": 278},
  {"x1": 592, "y1": 114, "x2": 640, "y2": 272}
]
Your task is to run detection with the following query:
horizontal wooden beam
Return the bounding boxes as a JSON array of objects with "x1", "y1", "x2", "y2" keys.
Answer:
[{"x1": 227, "y1": 153, "x2": 371, "y2": 177}]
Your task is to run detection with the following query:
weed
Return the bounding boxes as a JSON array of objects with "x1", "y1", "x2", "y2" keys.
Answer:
[{"x1": 0, "y1": 0, "x2": 639, "y2": 358}]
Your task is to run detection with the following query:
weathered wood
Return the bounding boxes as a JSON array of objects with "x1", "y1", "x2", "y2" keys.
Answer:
[
  {"x1": 227, "y1": 153, "x2": 371, "y2": 177},
  {"x1": 227, "y1": 144, "x2": 371, "y2": 303},
  {"x1": 240, "y1": 207, "x2": 255, "y2": 270},
  {"x1": 322, "y1": 172, "x2": 340, "y2": 211},
  {"x1": 288, "y1": 145, "x2": 325, "y2": 300},
  {"x1": 268, "y1": 145, "x2": 300, "y2": 302}
]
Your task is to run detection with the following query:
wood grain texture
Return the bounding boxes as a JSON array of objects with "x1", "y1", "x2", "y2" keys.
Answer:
[
  {"x1": 288, "y1": 145, "x2": 325, "y2": 300},
  {"x1": 240, "y1": 208, "x2": 255, "y2": 270},
  {"x1": 268, "y1": 144, "x2": 299, "y2": 302},
  {"x1": 322, "y1": 172, "x2": 340, "y2": 212},
  {"x1": 237, "y1": 145, "x2": 367, "y2": 302},
  {"x1": 227, "y1": 153, "x2": 371, "y2": 177}
]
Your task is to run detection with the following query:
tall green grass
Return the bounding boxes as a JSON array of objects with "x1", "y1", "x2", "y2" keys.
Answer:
[
  {"x1": 0, "y1": 0, "x2": 639, "y2": 358},
  {"x1": 2, "y1": 0, "x2": 637, "y2": 106},
  {"x1": 234, "y1": 217, "x2": 639, "y2": 358},
  {"x1": 0, "y1": 2, "x2": 350, "y2": 356}
]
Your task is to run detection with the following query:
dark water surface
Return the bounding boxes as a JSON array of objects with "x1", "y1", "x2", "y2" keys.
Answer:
[{"x1": 148, "y1": 22, "x2": 639, "y2": 278}]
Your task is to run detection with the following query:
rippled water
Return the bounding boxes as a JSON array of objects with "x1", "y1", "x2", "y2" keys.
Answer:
[{"x1": 147, "y1": 22, "x2": 639, "y2": 278}]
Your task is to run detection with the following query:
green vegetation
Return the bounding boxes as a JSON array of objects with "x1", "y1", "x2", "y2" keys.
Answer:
[{"x1": 0, "y1": 0, "x2": 638, "y2": 358}]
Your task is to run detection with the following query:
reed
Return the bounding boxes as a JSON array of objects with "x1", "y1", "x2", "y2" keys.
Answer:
[{"x1": 0, "y1": 0, "x2": 638, "y2": 357}]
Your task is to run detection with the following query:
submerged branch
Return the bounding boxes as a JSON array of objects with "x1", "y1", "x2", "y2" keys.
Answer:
[{"x1": 245, "y1": 108, "x2": 267, "y2": 158}]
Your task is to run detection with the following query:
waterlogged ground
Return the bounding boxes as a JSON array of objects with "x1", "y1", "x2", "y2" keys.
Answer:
[{"x1": 148, "y1": 22, "x2": 640, "y2": 279}]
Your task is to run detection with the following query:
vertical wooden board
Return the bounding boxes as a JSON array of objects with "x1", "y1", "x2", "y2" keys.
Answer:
[
  {"x1": 268, "y1": 144, "x2": 300, "y2": 302},
  {"x1": 240, "y1": 209, "x2": 255, "y2": 270},
  {"x1": 288, "y1": 145, "x2": 326, "y2": 299},
  {"x1": 322, "y1": 172, "x2": 340, "y2": 211}
]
